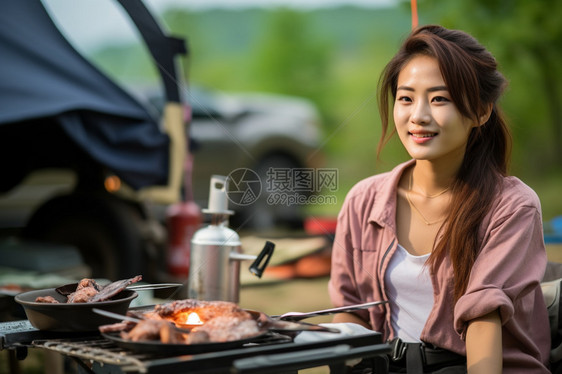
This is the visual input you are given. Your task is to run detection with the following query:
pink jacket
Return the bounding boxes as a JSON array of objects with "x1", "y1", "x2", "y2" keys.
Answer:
[{"x1": 328, "y1": 160, "x2": 550, "y2": 372}]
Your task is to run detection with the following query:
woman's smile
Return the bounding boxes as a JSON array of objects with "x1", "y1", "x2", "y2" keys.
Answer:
[{"x1": 409, "y1": 130, "x2": 438, "y2": 143}]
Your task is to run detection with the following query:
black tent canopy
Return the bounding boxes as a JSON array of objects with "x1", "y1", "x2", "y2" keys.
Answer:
[{"x1": 0, "y1": 0, "x2": 186, "y2": 192}]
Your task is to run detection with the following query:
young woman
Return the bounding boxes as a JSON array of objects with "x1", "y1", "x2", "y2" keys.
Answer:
[{"x1": 328, "y1": 25, "x2": 550, "y2": 373}]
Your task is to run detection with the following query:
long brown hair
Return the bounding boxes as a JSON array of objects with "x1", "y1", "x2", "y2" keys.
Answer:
[{"x1": 378, "y1": 25, "x2": 511, "y2": 301}]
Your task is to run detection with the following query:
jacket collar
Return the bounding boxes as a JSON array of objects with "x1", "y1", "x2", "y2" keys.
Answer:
[{"x1": 368, "y1": 159, "x2": 415, "y2": 229}]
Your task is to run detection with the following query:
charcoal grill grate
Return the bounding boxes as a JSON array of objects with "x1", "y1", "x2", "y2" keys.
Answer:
[
  {"x1": 34, "y1": 336, "x2": 149, "y2": 372},
  {"x1": 1, "y1": 320, "x2": 389, "y2": 374},
  {"x1": 31, "y1": 332, "x2": 294, "y2": 373}
]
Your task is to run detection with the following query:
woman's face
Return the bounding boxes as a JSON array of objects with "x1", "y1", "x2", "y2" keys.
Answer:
[{"x1": 393, "y1": 55, "x2": 476, "y2": 166}]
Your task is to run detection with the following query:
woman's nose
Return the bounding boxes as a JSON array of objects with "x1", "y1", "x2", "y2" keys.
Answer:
[{"x1": 411, "y1": 101, "x2": 431, "y2": 125}]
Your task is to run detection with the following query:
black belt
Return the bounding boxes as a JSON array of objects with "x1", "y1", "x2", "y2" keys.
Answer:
[{"x1": 388, "y1": 338, "x2": 466, "y2": 374}]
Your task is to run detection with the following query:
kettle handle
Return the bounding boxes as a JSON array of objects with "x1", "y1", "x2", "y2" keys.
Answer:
[{"x1": 249, "y1": 241, "x2": 275, "y2": 278}]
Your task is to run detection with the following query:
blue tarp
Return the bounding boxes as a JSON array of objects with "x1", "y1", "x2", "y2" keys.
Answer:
[
  {"x1": 545, "y1": 216, "x2": 562, "y2": 244},
  {"x1": 0, "y1": 0, "x2": 173, "y2": 190}
]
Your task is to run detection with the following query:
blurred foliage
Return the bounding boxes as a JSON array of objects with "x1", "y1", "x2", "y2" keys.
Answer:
[
  {"x1": 418, "y1": 0, "x2": 562, "y2": 220},
  {"x1": 161, "y1": 5, "x2": 413, "y2": 216},
  {"x1": 420, "y1": 0, "x2": 562, "y2": 173},
  {"x1": 250, "y1": 9, "x2": 333, "y2": 103},
  {"x1": 95, "y1": 3, "x2": 561, "y2": 219}
]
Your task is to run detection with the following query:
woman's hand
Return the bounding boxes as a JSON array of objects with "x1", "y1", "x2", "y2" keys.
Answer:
[{"x1": 466, "y1": 309, "x2": 502, "y2": 374}]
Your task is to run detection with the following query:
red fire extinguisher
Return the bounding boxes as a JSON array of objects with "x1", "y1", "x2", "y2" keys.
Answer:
[{"x1": 166, "y1": 152, "x2": 202, "y2": 277}]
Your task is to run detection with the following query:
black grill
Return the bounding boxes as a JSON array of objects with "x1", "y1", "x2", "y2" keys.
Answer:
[{"x1": 1, "y1": 320, "x2": 391, "y2": 374}]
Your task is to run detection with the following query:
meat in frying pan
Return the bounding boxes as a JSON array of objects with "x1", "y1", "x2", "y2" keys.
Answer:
[
  {"x1": 34, "y1": 275, "x2": 141, "y2": 303},
  {"x1": 78, "y1": 278, "x2": 103, "y2": 291},
  {"x1": 89, "y1": 275, "x2": 142, "y2": 302},
  {"x1": 34, "y1": 296, "x2": 59, "y2": 303},
  {"x1": 67, "y1": 286, "x2": 99, "y2": 303}
]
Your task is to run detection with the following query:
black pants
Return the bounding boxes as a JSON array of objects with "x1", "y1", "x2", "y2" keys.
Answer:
[
  {"x1": 387, "y1": 363, "x2": 466, "y2": 374},
  {"x1": 350, "y1": 339, "x2": 467, "y2": 374},
  {"x1": 350, "y1": 359, "x2": 465, "y2": 374}
]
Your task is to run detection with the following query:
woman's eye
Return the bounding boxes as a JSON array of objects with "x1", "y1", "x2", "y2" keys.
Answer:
[
  {"x1": 397, "y1": 96, "x2": 412, "y2": 102},
  {"x1": 432, "y1": 96, "x2": 450, "y2": 103}
]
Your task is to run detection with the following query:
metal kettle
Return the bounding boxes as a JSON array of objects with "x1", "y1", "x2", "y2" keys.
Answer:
[{"x1": 188, "y1": 175, "x2": 274, "y2": 303}]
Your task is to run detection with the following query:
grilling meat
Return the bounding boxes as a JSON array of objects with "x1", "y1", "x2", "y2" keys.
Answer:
[
  {"x1": 99, "y1": 320, "x2": 136, "y2": 333},
  {"x1": 124, "y1": 318, "x2": 165, "y2": 342},
  {"x1": 121, "y1": 318, "x2": 187, "y2": 344},
  {"x1": 155, "y1": 299, "x2": 252, "y2": 321},
  {"x1": 194, "y1": 316, "x2": 261, "y2": 342},
  {"x1": 101, "y1": 299, "x2": 262, "y2": 344}
]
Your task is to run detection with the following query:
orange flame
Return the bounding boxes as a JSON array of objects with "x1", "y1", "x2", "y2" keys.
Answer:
[{"x1": 174, "y1": 311, "x2": 204, "y2": 327}]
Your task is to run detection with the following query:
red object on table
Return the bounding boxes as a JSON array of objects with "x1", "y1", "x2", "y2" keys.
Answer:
[
  {"x1": 304, "y1": 216, "x2": 337, "y2": 236},
  {"x1": 166, "y1": 155, "x2": 202, "y2": 277}
]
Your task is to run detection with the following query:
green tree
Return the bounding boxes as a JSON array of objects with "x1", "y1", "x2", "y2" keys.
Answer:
[
  {"x1": 251, "y1": 8, "x2": 333, "y2": 103},
  {"x1": 420, "y1": 0, "x2": 562, "y2": 174}
]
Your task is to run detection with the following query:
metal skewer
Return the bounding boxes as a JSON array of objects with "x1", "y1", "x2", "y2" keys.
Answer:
[
  {"x1": 272, "y1": 301, "x2": 388, "y2": 322},
  {"x1": 126, "y1": 283, "x2": 183, "y2": 291}
]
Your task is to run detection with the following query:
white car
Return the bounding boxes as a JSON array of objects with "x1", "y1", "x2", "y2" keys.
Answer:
[{"x1": 147, "y1": 86, "x2": 324, "y2": 229}]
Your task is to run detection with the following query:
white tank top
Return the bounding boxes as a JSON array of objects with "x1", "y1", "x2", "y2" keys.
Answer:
[{"x1": 385, "y1": 244, "x2": 434, "y2": 342}]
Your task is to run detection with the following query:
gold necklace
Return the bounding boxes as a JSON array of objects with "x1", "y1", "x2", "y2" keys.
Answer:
[
  {"x1": 410, "y1": 172, "x2": 451, "y2": 198},
  {"x1": 406, "y1": 171, "x2": 448, "y2": 225}
]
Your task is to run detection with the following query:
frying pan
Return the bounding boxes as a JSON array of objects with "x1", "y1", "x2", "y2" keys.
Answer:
[
  {"x1": 95, "y1": 308, "x2": 340, "y2": 354},
  {"x1": 95, "y1": 307, "x2": 340, "y2": 335},
  {"x1": 101, "y1": 330, "x2": 269, "y2": 355},
  {"x1": 15, "y1": 288, "x2": 137, "y2": 331}
]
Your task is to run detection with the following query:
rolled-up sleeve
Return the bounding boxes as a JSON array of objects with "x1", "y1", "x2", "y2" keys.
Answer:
[
  {"x1": 328, "y1": 188, "x2": 374, "y2": 323},
  {"x1": 329, "y1": 199, "x2": 362, "y2": 305},
  {"x1": 454, "y1": 203, "x2": 546, "y2": 338}
]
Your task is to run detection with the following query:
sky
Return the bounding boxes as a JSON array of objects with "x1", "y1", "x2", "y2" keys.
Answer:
[
  {"x1": 42, "y1": 0, "x2": 399, "y2": 50},
  {"x1": 152, "y1": 0, "x2": 399, "y2": 10}
]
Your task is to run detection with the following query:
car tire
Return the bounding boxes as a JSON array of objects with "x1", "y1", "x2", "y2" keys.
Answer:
[{"x1": 22, "y1": 192, "x2": 146, "y2": 280}]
